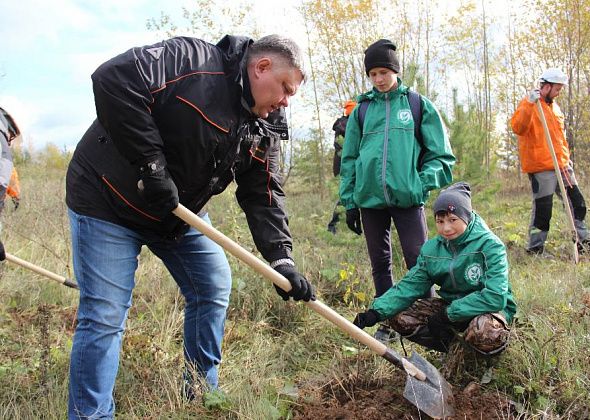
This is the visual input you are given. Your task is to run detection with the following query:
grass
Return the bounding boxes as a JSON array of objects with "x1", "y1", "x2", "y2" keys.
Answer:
[{"x1": 0, "y1": 160, "x2": 589, "y2": 418}]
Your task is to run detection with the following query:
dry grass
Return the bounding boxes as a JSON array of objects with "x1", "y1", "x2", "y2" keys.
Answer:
[{"x1": 0, "y1": 160, "x2": 589, "y2": 418}]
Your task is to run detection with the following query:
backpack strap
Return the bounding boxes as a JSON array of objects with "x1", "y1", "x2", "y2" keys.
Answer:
[
  {"x1": 407, "y1": 90, "x2": 423, "y2": 148},
  {"x1": 357, "y1": 100, "x2": 370, "y2": 136}
]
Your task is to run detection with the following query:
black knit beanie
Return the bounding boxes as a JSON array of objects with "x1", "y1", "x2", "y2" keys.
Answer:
[
  {"x1": 433, "y1": 182, "x2": 473, "y2": 225},
  {"x1": 364, "y1": 39, "x2": 400, "y2": 76}
]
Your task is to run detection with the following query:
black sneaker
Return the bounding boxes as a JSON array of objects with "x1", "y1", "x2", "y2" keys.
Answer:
[
  {"x1": 374, "y1": 324, "x2": 399, "y2": 344},
  {"x1": 525, "y1": 245, "x2": 544, "y2": 255}
]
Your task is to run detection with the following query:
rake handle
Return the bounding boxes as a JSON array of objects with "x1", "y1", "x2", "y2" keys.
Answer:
[
  {"x1": 5, "y1": 253, "x2": 79, "y2": 289},
  {"x1": 173, "y1": 204, "x2": 426, "y2": 381},
  {"x1": 535, "y1": 100, "x2": 579, "y2": 263}
]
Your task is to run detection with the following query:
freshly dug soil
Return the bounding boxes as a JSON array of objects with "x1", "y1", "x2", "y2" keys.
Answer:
[{"x1": 294, "y1": 368, "x2": 515, "y2": 419}]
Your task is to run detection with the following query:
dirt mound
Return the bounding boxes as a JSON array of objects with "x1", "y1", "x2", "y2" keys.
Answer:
[{"x1": 294, "y1": 373, "x2": 514, "y2": 419}]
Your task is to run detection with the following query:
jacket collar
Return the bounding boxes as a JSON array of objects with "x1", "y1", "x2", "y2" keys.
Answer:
[
  {"x1": 215, "y1": 35, "x2": 289, "y2": 139},
  {"x1": 358, "y1": 77, "x2": 408, "y2": 102},
  {"x1": 215, "y1": 35, "x2": 254, "y2": 113}
]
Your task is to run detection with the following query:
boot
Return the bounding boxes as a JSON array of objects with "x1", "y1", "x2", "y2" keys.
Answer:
[{"x1": 326, "y1": 212, "x2": 339, "y2": 234}]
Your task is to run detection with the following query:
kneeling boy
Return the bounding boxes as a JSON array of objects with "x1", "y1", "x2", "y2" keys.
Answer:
[{"x1": 353, "y1": 182, "x2": 517, "y2": 355}]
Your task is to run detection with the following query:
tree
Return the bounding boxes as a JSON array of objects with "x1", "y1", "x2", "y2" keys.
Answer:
[
  {"x1": 448, "y1": 89, "x2": 487, "y2": 180},
  {"x1": 299, "y1": 0, "x2": 384, "y2": 107},
  {"x1": 146, "y1": 1, "x2": 257, "y2": 40},
  {"x1": 440, "y1": 0, "x2": 502, "y2": 176}
]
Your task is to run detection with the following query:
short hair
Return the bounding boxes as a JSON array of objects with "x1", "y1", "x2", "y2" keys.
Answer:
[{"x1": 248, "y1": 34, "x2": 306, "y2": 82}]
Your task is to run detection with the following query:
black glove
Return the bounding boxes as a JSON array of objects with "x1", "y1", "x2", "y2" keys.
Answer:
[
  {"x1": 137, "y1": 156, "x2": 179, "y2": 218},
  {"x1": 0, "y1": 240, "x2": 5, "y2": 261},
  {"x1": 346, "y1": 208, "x2": 362, "y2": 235},
  {"x1": 273, "y1": 263, "x2": 315, "y2": 302},
  {"x1": 427, "y1": 309, "x2": 451, "y2": 336},
  {"x1": 353, "y1": 309, "x2": 380, "y2": 329},
  {"x1": 12, "y1": 197, "x2": 19, "y2": 211}
]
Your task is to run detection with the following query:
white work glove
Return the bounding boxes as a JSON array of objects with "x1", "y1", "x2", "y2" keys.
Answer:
[{"x1": 527, "y1": 89, "x2": 541, "y2": 103}]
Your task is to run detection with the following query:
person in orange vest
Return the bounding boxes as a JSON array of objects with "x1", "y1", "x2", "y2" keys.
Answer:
[
  {"x1": 0, "y1": 106, "x2": 20, "y2": 261},
  {"x1": 511, "y1": 68, "x2": 589, "y2": 255},
  {"x1": 7, "y1": 167, "x2": 20, "y2": 210}
]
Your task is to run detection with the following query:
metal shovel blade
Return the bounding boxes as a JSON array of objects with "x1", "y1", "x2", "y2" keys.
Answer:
[{"x1": 402, "y1": 351, "x2": 455, "y2": 419}]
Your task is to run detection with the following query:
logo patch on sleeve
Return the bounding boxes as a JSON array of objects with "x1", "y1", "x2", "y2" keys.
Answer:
[{"x1": 464, "y1": 263, "x2": 483, "y2": 285}]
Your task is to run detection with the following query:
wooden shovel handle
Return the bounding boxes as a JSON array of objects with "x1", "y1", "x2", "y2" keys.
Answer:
[
  {"x1": 173, "y1": 204, "x2": 426, "y2": 381},
  {"x1": 5, "y1": 253, "x2": 79, "y2": 289},
  {"x1": 535, "y1": 100, "x2": 579, "y2": 263}
]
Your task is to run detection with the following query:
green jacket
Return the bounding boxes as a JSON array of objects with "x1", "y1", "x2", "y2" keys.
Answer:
[
  {"x1": 339, "y1": 80, "x2": 455, "y2": 209},
  {"x1": 372, "y1": 213, "x2": 517, "y2": 324}
]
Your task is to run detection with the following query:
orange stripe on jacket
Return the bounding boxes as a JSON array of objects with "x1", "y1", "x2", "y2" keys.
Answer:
[
  {"x1": 176, "y1": 96, "x2": 229, "y2": 133},
  {"x1": 101, "y1": 176, "x2": 160, "y2": 222}
]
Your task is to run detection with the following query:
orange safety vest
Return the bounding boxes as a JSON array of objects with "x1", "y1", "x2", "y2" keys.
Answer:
[
  {"x1": 6, "y1": 167, "x2": 20, "y2": 199},
  {"x1": 511, "y1": 98, "x2": 569, "y2": 173}
]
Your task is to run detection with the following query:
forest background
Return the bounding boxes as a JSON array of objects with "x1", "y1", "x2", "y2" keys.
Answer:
[
  {"x1": 141, "y1": 0, "x2": 590, "y2": 188},
  {"x1": 1, "y1": 0, "x2": 589, "y2": 418}
]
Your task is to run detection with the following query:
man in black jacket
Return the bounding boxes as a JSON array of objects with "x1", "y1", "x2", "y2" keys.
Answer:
[{"x1": 66, "y1": 34, "x2": 314, "y2": 419}]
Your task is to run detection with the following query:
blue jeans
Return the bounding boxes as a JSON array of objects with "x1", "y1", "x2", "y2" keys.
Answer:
[{"x1": 67, "y1": 209, "x2": 231, "y2": 419}]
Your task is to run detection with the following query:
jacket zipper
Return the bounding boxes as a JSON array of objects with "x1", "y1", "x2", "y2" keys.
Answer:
[
  {"x1": 448, "y1": 241, "x2": 457, "y2": 289},
  {"x1": 382, "y1": 93, "x2": 391, "y2": 205}
]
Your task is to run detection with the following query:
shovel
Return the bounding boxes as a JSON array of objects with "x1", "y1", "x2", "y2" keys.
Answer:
[
  {"x1": 535, "y1": 100, "x2": 579, "y2": 263},
  {"x1": 5, "y1": 252, "x2": 79, "y2": 289},
  {"x1": 173, "y1": 204, "x2": 454, "y2": 418}
]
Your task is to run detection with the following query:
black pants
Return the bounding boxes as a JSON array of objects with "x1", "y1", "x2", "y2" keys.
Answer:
[{"x1": 361, "y1": 206, "x2": 428, "y2": 297}]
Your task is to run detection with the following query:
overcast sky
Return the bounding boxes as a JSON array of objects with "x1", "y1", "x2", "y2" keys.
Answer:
[{"x1": 0, "y1": 0, "x2": 302, "y2": 151}]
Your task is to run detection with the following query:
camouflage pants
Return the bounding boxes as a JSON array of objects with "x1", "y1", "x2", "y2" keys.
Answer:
[{"x1": 387, "y1": 298, "x2": 511, "y2": 355}]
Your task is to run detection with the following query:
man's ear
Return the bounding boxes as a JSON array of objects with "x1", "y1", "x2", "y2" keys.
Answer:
[
  {"x1": 254, "y1": 57, "x2": 272, "y2": 77},
  {"x1": 540, "y1": 83, "x2": 551, "y2": 95}
]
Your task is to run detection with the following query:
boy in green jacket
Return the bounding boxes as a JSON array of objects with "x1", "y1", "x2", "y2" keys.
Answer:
[
  {"x1": 353, "y1": 182, "x2": 517, "y2": 355},
  {"x1": 339, "y1": 39, "x2": 454, "y2": 342}
]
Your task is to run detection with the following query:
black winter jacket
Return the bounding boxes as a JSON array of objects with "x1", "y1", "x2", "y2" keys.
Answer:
[{"x1": 66, "y1": 35, "x2": 293, "y2": 262}]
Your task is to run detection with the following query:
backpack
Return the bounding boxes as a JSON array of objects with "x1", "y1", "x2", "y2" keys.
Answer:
[
  {"x1": 332, "y1": 115, "x2": 349, "y2": 139},
  {"x1": 332, "y1": 115, "x2": 349, "y2": 176},
  {"x1": 357, "y1": 90, "x2": 424, "y2": 166}
]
